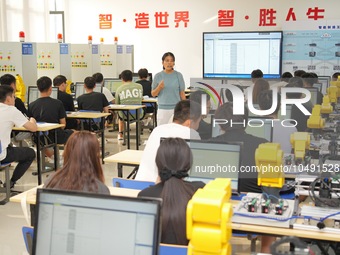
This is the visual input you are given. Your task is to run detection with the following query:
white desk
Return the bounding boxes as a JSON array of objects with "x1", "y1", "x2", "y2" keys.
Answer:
[
  {"x1": 108, "y1": 105, "x2": 146, "y2": 150},
  {"x1": 104, "y1": 149, "x2": 144, "y2": 178}
]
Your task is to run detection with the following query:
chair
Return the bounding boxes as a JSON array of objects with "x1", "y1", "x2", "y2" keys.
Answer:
[
  {"x1": 0, "y1": 162, "x2": 12, "y2": 205},
  {"x1": 22, "y1": 226, "x2": 34, "y2": 255},
  {"x1": 112, "y1": 178, "x2": 155, "y2": 190},
  {"x1": 159, "y1": 243, "x2": 187, "y2": 255}
]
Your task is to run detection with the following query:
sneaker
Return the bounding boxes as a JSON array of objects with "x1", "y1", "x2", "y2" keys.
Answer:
[{"x1": 118, "y1": 133, "x2": 123, "y2": 140}]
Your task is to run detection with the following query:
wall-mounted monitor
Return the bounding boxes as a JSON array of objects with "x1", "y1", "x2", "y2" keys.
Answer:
[{"x1": 203, "y1": 31, "x2": 283, "y2": 79}]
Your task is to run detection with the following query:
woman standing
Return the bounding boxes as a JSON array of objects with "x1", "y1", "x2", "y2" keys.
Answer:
[{"x1": 151, "y1": 52, "x2": 186, "y2": 125}]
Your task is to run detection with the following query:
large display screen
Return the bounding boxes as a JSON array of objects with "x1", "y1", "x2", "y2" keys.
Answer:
[{"x1": 203, "y1": 31, "x2": 283, "y2": 79}]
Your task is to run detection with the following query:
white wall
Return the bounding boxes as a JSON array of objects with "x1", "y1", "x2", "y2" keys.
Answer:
[{"x1": 1, "y1": 0, "x2": 340, "y2": 85}]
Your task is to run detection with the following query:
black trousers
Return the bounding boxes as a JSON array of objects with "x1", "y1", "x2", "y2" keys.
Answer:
[{"x1": 1, "y1": 146, "x2": 36, "y2": 182}]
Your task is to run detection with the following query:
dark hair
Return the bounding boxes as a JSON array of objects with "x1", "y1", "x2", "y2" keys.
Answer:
[
  {"x1": 288, "y1": 76, "x2": 304, "y2": 88},
  {"x1": 251, "y1": 69, "x2": 263, "y2": 79},
  {"x1": 120, "y1": 70, "x2": 133, "y2": 82},
  {"x1": 0, "y1": 85, "x2": 14, "y2": 102},
  {"x1": 37, "y1": 76, "x2": 52, "y2": 92},
  {"x1": 92, "y1": 72, "x2": 104, "y2": 84},
  {"x1": 138, "y1": 68, "x2": 148, "y2": 79},
  {"x1": 189, "y1": 90, "x2": 211, "y2": 104},
  {"x1": 214, "y1": 102, "x2": 248, "y2": 131},
  {"x1": 301, "y1": 72, "x2": 318, "y2": 87},
  {"x1": 84, "y1": 76, "x2": 96, "y2": 89},
  {"x1": 162, "y1": 52, "x2": 175, "y2": 62},
  {"x1": 285, "y1": 83, "x2": 302, "y2": 99},
  {"x1": 0, "y1": 74, "x2": 16, "y2": 86},
  {"x1": 225, "y1": 85, "x2": 243, "y2": 102},
  {"x1": 332, "y1": 72, "x2": 340, "y2": 81},
  {"x1": 294, "y1": 69, "x2": 306, "y2": 77},
  {"x1": 173, "y1": 100, "x2": 201, "y2": 124},
  {"x1": 53, "y1": 75, "x2": 67, "y2": 87},
  {"x1": 45, "y1": 131, "x2": 105, "y2": 192},
  {"x1": 156, "y1": 137, "x2": 195, "y2": 245},
  {"x1": 258, "y1": 90, "x2": 280, "y2": 115},
  {"x1": 162, "y1": 52, "x2": 175, "y2": 70},
  {"x1": 281, "y1": 72, "x2": 293, "y2": 82},
  {"x1": 252, "y1": 78, "x2": 269, "y2": 103}
]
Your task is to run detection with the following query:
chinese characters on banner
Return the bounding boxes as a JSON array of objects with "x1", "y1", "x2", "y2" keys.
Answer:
[
  {"x1": 99, "y1": 7, "x2": 325, "y2": 29},
  {"x1": 99, "y1": 14, "x2": 112, "y2": 29},
  {"x1": 135, "y1": 11, "x2": 189, "y2": 28}
]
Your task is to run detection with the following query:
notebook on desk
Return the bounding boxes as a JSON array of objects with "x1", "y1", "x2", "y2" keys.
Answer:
[{"x1": 32, "y1": 189, "x2": 162, "y2": 255}]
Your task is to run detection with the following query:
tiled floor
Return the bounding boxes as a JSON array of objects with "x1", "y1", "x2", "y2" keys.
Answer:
[{"x1": 0, "y1": 126, "x2": 261, "y2": 255}]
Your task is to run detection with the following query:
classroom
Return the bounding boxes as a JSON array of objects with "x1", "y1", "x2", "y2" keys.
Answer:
[{"x1": 1, "y1": 0, "x2": 340, "y2": 254}]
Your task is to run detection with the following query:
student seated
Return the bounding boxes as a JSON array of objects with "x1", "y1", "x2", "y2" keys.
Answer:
[
  {"x1": 44, "y1": 131, "x2": 109, "y2": 194},
  {"x1": 115, "y1": 70, "x2": 143, "y2": 140},
  {"x1": 135, "y1": 100, "x2": 201, "y2": 182},
  {"x1": 138, "y1": 137, "x2": 205, "y2": 245},
  {"x1": 28, "y1": 76, "x2": 73, "y2": 157},
  {"x1": 210, "y1": 102, "x2": 267, "y2": 193},
  {"x1": 53, "y1": 75, "x2": 78, "y2": 129},
  {"x1": 189, "y1": 90, "x2": 212, "y2": 140},
  {"x1": 92, "y1": 72, "x2": 115, "y2": 104},
  {"x1": 258, "y1": 90, "x2": 297, "y2": 154},
  {"x1": 0, "y1": 85, "x2": 37, "y2": 189},
  {"x1": 77, "y1": 76, "x2": 109, "y2": 112}
]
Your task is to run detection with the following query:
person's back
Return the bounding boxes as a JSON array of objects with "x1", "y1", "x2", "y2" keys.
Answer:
[
  {"x1": 28, "y1": 76, "x2": 73, "y2": 146},
  {"x1": 257, "y1": 90, "x2": 297, "y2": 154},
  {"x1": 77, "y1": 76, "x2": 109, "y2": 112},
  {"x1": 209, "y1": 102, "x2": 267, "y2": 193},
  {"x1": 138, "y1": 138, "x2": 205, "y2": 245},
  {"x1": 44, "y1": 131, "x2": 110, "y2": 194},
  {"x1": 116, "y1": 82, "x2": 143, "y2": 105},
  {"x1": 135, "y1": 100, "x2": 201, "y2": 182},
  {"x1": 115, "y1": 70, "x2": 143, "y2": 120},
  {"x1": 29, "y1": 97, "x2": 66, "y2": 123}
]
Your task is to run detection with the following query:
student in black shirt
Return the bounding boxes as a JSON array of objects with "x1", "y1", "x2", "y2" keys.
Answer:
[
  {"x1": 210, "y1": 102, "x2": 267, "y2": 193},
  {"x1": 136, "y1": 68, "x2": 152, "y2": 97},
  {"x1": 0, "y1": 74, "x2": 28, "y2": 115},
  {"x1": 53, "y1": 75, "x2": 77, "y2": 129}
]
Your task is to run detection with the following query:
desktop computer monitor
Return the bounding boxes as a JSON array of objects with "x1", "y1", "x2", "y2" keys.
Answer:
[
  {"x1": 27, "y1": 86, "x2": 58, "y2": 108},
  {"x1": 317, "y1": 76, "x2": 330, "y2": 95},
  {"x1": 278, "y1": 104, "x2": 292, "y2": 120},
  {"x1": 245, "y1": 117, "x2": 274, "y2": 142},
  {"x1": 75, "y1": 83, "x2": 103, "y2": 99},
  {"x1": 131, "y1": 73, "x2": 153, "y2": 83},
  {"x1": 305, "y1": 87, "x2": 318, "y2": 105},
  {"x1": 186, "y1": 139, "x2": 242, "y2": 193},
  {"x1": 33, "y1": 189, "x2": 161, "y2": 255},
  {"x1": 103, "y1": 78, "x2": 123, "y2": 95}
]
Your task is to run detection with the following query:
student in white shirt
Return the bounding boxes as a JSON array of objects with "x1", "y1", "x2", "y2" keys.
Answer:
[
  {"x1": 0, "y1": 85, "x2": 37, "y2": 188},
  {"x1": 135, "y1": 100, "x2": 201, "y2": 182}
]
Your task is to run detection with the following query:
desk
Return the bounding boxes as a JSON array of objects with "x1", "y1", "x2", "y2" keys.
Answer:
[
  {"x1": 67, "y1": 112, "x2": 110, "y2": 163},
  {"x1": 10, "y1": 185, "x2": 140, "y2": 226},
  {"x1": 13, "y1": 123, "x2": 65, "y2": 185},
  {"x1": 142, "y1": 98, "x2": 158, "y2": 128},
  {"x1": 10, "y1": 185, "x2": 340, "y2": 245},
  {"x1": 104, "y1": 149, "x2": 144, "y2": 178},
  {"x1": 108, "y1": 105, "x2": 146, "y2": 150}
]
